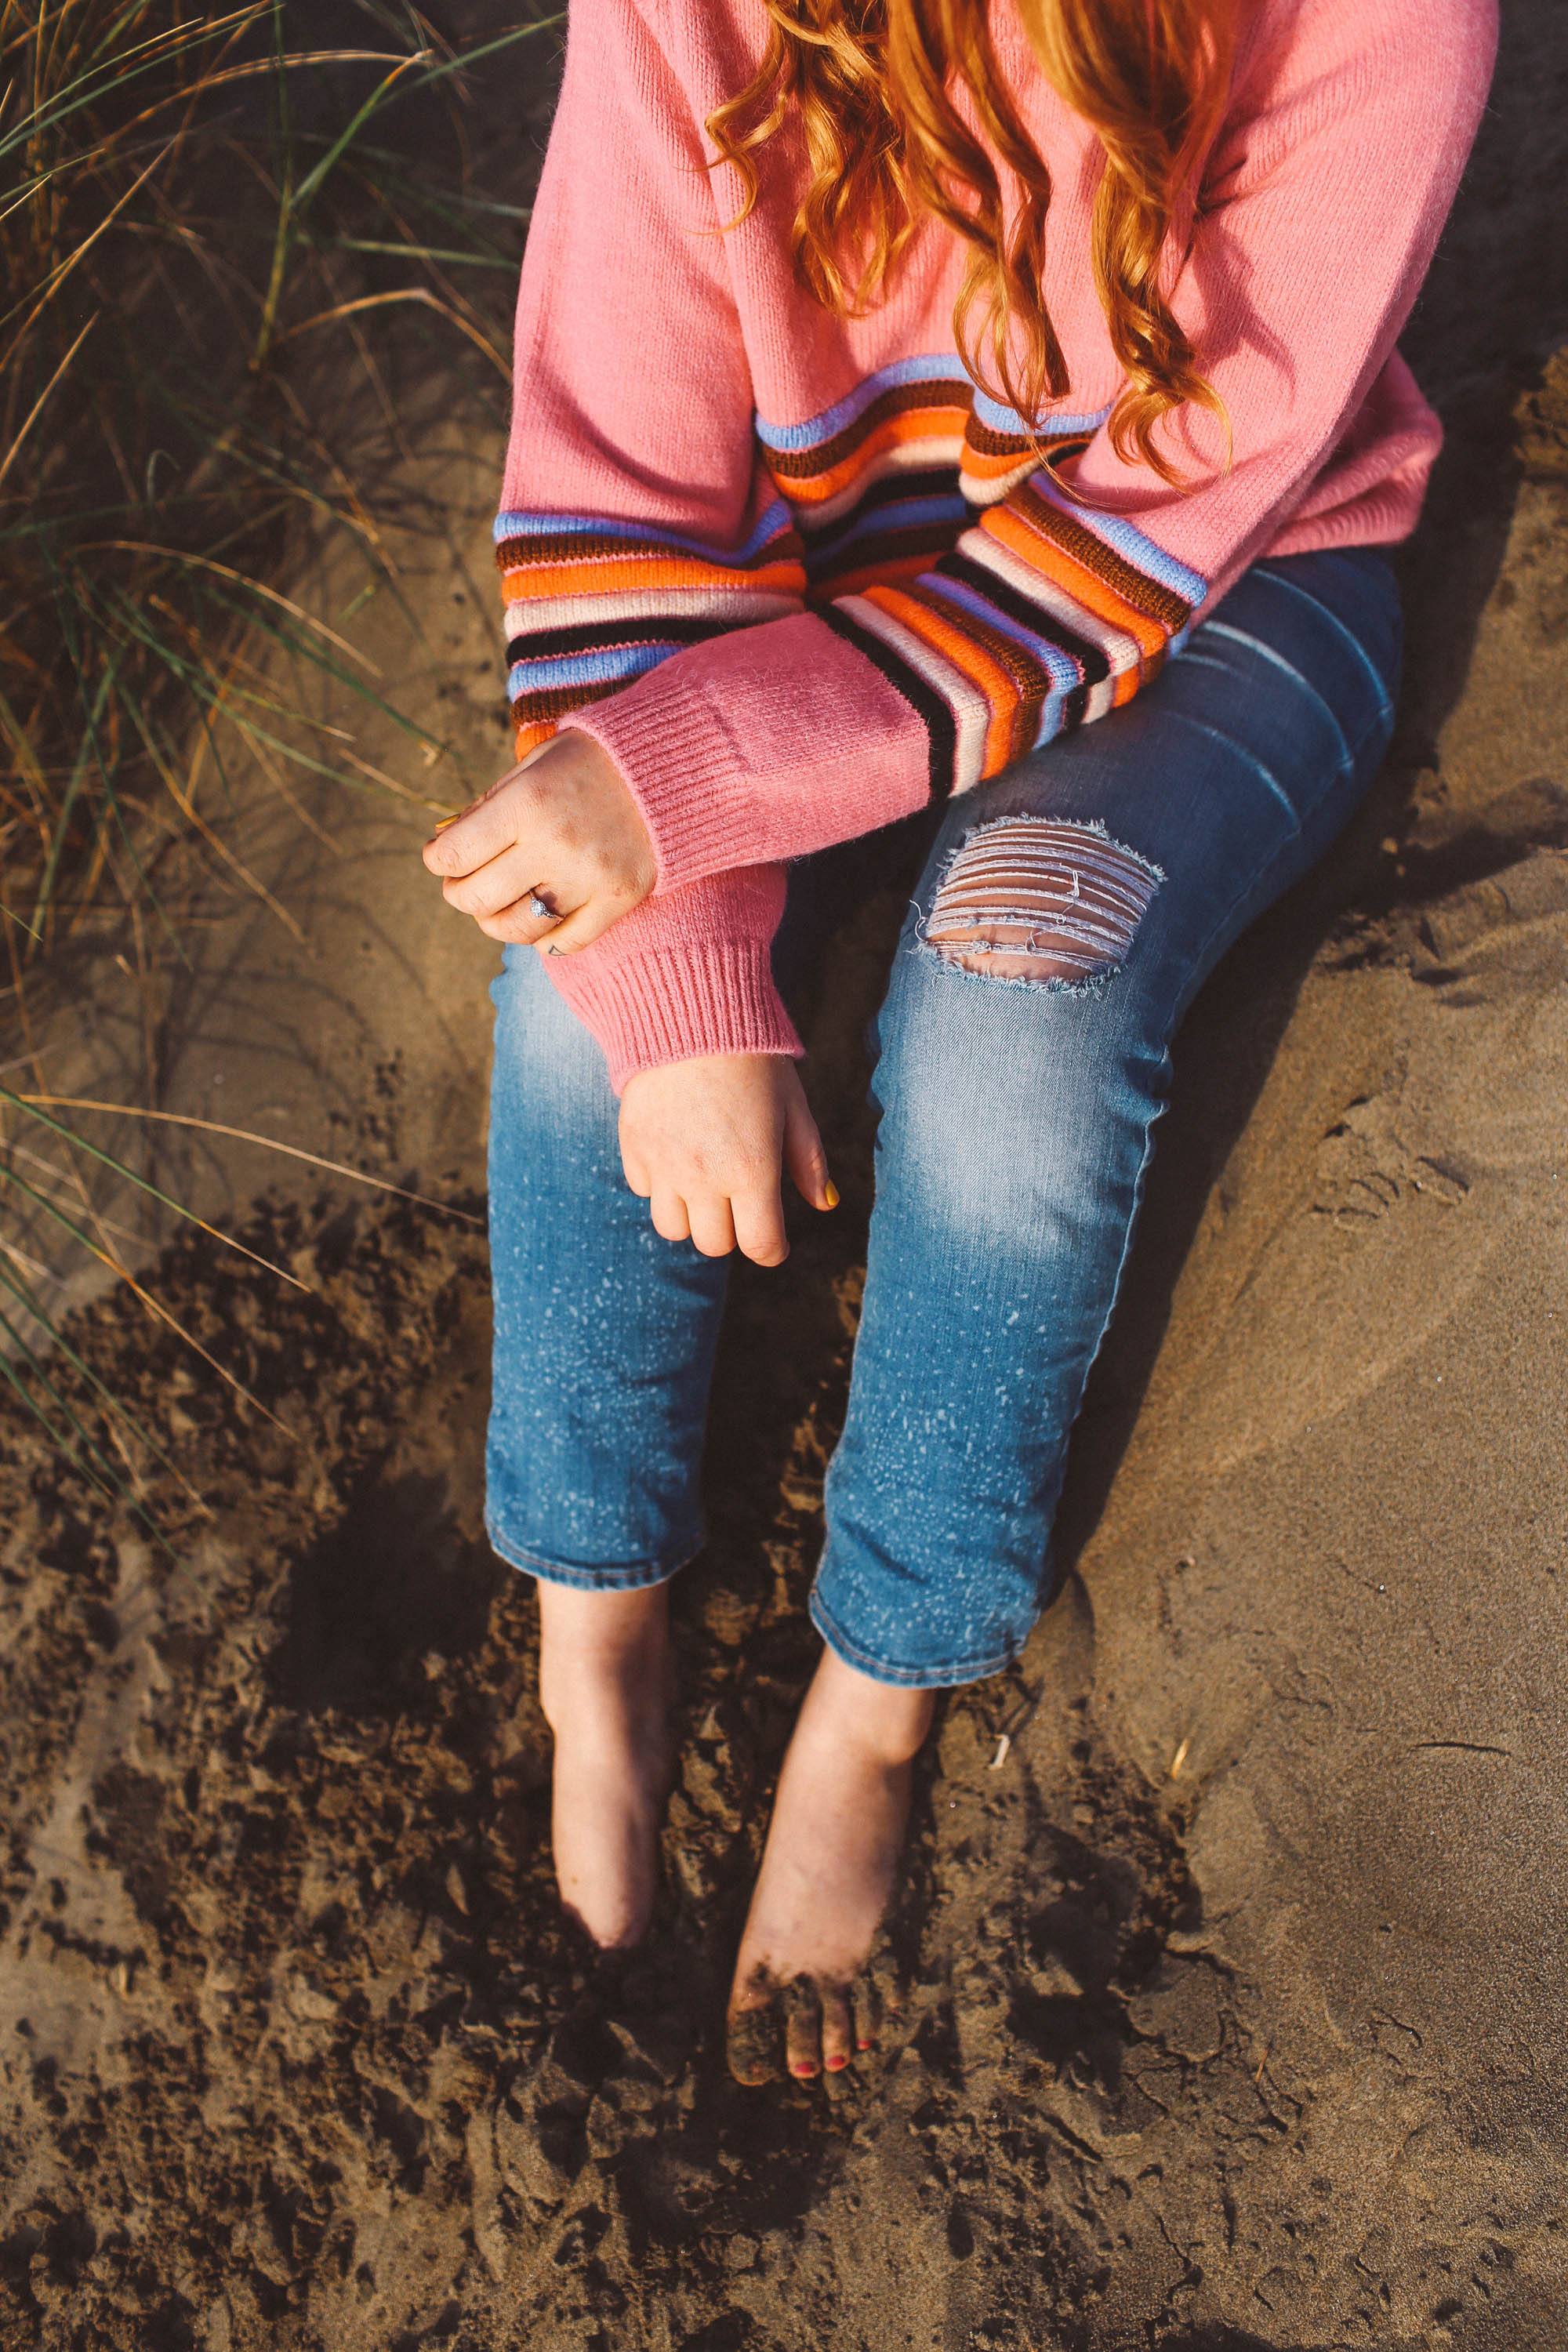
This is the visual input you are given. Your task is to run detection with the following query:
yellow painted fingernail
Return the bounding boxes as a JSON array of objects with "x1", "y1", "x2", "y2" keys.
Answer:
[{"x1": 823, "y1": 1180, "x2": 840, "y2": 1210}]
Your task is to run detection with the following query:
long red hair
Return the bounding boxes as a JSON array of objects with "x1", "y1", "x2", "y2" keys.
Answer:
[{"x1": 708, "y1": 0, "x2": 1233, "y2": 482}]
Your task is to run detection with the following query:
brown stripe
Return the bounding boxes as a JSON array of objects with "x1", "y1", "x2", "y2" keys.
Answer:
[
  {"x1": 962, "y1": 425, "x2": 1094, "y2": 474},
  {"x1": 509, "y1": 677, "x2": 621, "y2": 726},
  {"x1": 1011, "y1": 482, "x2": 1192, "y2": 633},
  {"x1": 497, "y1": 526, "x2": 804, "y2": 574},
  {"x1": 762, "y1": 379, "x2": 972, "y2": 481},
  {"x1": 961, "y1": 416, "x2": 1033, "y2": 459}
]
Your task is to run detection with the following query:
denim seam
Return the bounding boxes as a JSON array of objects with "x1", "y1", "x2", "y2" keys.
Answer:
[
  {"x1": 485, "y1": 1514, "x2": 698, "y2": 1592},
  {"x1": 809, "y1": 1583, "x2": 1018, "y2": 1690},
  {"x1": 1068, "y1": 698, "x2": 1397, "y2": 1412}
]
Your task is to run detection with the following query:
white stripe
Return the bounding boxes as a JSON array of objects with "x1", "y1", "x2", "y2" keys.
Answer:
[
  {"x1": 504, "y1": 587, "x2": 800, "y2": 637},
  {"x1": 956, "y1": 528, "x2": 1145, "y2": 677},
  {"x1": 956, "y1": 456, "x2": 1038, "y2": 508},
  {"x1": 783, "y1": 436, "x2": 967, "y2": 530},
  {"x1": 837, "y1": 593, "x2": 990, "y2": 794}
]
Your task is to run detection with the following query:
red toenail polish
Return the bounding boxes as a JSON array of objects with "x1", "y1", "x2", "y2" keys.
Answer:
[
  {"x1": 856, "y1": 2038, "x2": 874, "y2": 2049},
  {"x1": 790, "y1": 2062, "x2": 816, "y2": 2078},
  {"x1": 826, "y1": 2055, "x2": 848, "y2": 2071}
]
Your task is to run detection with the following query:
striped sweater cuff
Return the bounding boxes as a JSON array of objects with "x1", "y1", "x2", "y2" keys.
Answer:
[
  {"x1": 548, "y1": 935, "x2": 803, "y2": 1094},
  {"x1": 557, "y1": 609, "x2": 931, "y2": 893},
  {"x1": 559, "y1": 662, "x2": 759, "y2": 889}
]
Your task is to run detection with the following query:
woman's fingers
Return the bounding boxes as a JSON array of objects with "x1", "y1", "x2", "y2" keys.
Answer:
[
  {"x1": 477, "y1": 893, "x2": 575, "y2": 946},
  {"x1": 529, "y1": 890, "x2": 630, "y2": 958},
  {"x1": 731, "y1": 1176, "x2": 789, "y2": 1268},
  {"x1": 648, "y1": 1191, "x2": 691, "y2": 1244},
  {"x1": 644, "y1": 1181, "x2": 776, "y2": 1265},
  {"x1": 438, "y1": 841, "x2": 568, "y2": 942},
  {"x1": 782, "y1": 1080, "x2": 835, "y2": 1211},
  {"x1": 423, "y1": 771, "x2": 531, "y2": 877},
  {"x1": 439, "y1": 840, "x2": 535, "y2": 919},
  {"x1": 686, "y1": 1195, "x2": 738, "y2": 1260}
]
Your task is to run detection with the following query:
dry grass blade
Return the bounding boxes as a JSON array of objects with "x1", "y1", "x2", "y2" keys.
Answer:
[
  {"x1": 0, "y1": 307, "x2": 97, "y2": 490},
  {"x1": 2, "y1": 1090, "x2": 313, "y2": 1289},
  {"x1": 113, "y1": 1258, "x2": 296, "y2": 1439},
  {"x1": 15, "y1": 1096, "x2": 485, "y2": 1225},
  {"x1": 0, "y1": 134, "x2": 176, "y2": 350},
  {"x1": 0, "y1": 1152, "x2": 294, "y2": 1435},
  {"x1": 0, "y1": 1250, "x2": 205, "y2": 1516},
  {"x1": 275, "y1": 285, "x2": 509, "y2": 376},
  {"x1": 83, "y1": 543, "x2": 383, "y2": 674}
]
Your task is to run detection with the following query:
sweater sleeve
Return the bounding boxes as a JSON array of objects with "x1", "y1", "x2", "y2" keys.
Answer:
[
  {"x1": 561, "y1": 0, "x2": 1498, "y2": 894},
  {"x1": 495, "y1": 0, "x2": 920, "y2": 1085}
]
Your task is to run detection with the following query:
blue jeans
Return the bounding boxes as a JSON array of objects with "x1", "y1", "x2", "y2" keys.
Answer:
[{"x1": 485, "y1": 549, "x2": 1402, "y2": 1686}]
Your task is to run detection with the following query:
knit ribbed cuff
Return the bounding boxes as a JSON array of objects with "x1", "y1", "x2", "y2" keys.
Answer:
[
  {"x1": 561, "y1": 668, "x2": 762, "y2": 893},
  {"x1": 549, "y1": 935, "x2": 804, "y2": 1095}
]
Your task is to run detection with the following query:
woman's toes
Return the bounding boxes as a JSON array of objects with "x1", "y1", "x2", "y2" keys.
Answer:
[
  {"x1": 852, "y1": 1973, "x2": 880, "y2": 2052},
  {"x1": 726, "y1": 1981, "x2": 782, "y2": 2086},
  {"x1": 819, "y1": 1983, "x2": 854, "y2": 2072},
  {"x1": 558, "y1": 1886, "x2": 648, "y2": 1950},
  {"x1": 782, "y1": 1977, "x2": 822, "y2": 2078}
]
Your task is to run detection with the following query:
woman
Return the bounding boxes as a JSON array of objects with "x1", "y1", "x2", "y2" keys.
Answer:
[{"x1": 423, "y1": 0, "x2": 1495, "y2": 2083}]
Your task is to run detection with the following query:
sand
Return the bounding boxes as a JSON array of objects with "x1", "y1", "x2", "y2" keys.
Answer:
[{"x1": 2, "y1": 5, "x2": 1567, "y2": 2345}]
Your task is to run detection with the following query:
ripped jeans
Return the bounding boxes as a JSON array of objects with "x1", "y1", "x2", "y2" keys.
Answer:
[{"x1": 485, "y1": 548, "x2": 1402, "y2": 1686}]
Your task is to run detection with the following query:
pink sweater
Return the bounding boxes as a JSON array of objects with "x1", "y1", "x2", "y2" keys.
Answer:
[{"x1": 496, "y1": 0, "x2": 1496, "y2": 1090}]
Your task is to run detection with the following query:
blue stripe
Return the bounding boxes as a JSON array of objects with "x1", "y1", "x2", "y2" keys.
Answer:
[
  {"x1": 970, "y1": 390, "x2": 1111, "y2": 440},
  {"x1": 507, "y1": 643, "x2": 673, "y2": 698},
  {"x1": 755, "y1": 354, "x2": 970, "y2": 452},
  {"x1": 757, "y1": 360, "x2": 1115, "y2": 456},
  {"x1": 494, "y1": 499, "x2": 797, "y2": 568},
  {"x1": 1029, "y1": 688, "x2": 1074, "y2": 750}
]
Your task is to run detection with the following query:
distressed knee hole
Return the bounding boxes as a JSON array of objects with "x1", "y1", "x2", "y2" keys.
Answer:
[{"x1": 923, "y1": 816, "x2": 1163, "y2": 984}]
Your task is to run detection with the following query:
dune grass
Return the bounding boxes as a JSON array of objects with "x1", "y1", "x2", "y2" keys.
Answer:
[{"x1": 0, "y1": 0, "x2": 554, "y2": 1523}]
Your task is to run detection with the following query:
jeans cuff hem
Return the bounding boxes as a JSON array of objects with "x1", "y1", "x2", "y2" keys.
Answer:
[
  {"x1": 809, "y1": 1586, "x2": 1018, "y2": 1690},
  {"x1": 485, "y1": 1518, "x2": 698, "y2": 1592}
]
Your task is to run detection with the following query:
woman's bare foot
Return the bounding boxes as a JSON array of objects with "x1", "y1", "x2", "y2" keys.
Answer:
[
  {"x1": 535, "y1": 1580, "x2": 674, "y2": 1949},
  {"x1": 727, "y1": 1648, "x2": 935, "y2": 2083}
]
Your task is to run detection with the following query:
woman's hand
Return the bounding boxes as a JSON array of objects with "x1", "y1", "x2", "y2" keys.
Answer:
[
  {"x1": 619, "y1": 1054, "x2": 837, "y2": 1265},
  {"x1": 423, "y1": 731, "x2": 656, "y2": 954}
]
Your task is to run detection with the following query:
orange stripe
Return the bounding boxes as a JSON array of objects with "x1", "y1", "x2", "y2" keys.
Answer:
[
  {"x1": 1012, "y1": 484, "x2": 1191, "y2": 633},
  {"x1": 960, "y1": 441, "x2": 1036, "y2": 481},
  {"x1": 862, "y1": 584, "x2": 1020, "y2": 776},
  {"x1": 512, "y1": 718, "x2": 557, "y2": 760},
  {"x1": 769, "y1": 405, "x2": 969, "y2": 506},
  {"x1": 500, "y1": 554, "x2": 806, "y2": 601},
  {"x1": 902, "y1": 583, "x2": 1054, "y2": 765},
  {"x1": 979, "y1": 507, "x2": 1168, "y2": 662}
]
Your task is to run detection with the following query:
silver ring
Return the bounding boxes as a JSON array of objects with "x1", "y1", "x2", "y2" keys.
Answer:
[{"x1": 526, "y1": 891, "x2": 554, "y2": 924}]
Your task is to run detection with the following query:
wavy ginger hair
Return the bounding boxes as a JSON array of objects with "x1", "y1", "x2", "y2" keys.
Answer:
[{"x1": 707, "y1": 0, "x2": 1234, "y2": 482}]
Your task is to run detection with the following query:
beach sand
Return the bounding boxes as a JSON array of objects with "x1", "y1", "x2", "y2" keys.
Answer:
[{"x1": 2, "y1": 7, "x2": 1566, "y2": 2344}]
